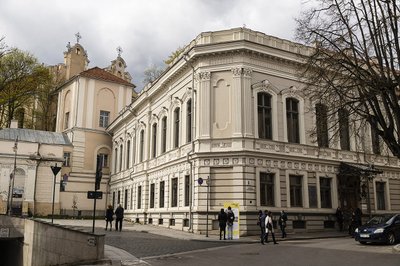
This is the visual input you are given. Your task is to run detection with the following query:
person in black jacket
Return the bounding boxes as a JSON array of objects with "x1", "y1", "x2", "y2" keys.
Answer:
[
  {"x1": 105, "y1": 204, "x2": 114, "y2": 231},
  {"x1": 258, "y1": 210, "x2": 266, "y2": 244},
  {"x1": 335, "y1": 207, "x2": 344, "y2": 232},
  {"x1": 278, "y1": 210, "x2": 288, "y2": 238},
  {"x1": 115, "y1": 204, "x2": 124, "y2": 232},
  {"x1": 218, "y1": 208, "x2": 228, "y2": 240}
]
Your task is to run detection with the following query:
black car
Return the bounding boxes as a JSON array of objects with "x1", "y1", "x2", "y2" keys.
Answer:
[{"x1": 354, "y1": 214, "x2": 400, "y2": 245}]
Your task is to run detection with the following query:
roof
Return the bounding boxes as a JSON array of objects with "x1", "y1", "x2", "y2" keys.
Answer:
[
  {"x1": 0, "y1": 128, "x2": 72, "y2": 146},
  {"x1": 80, "y1": 67, "x2": 135, "y2": 87}
]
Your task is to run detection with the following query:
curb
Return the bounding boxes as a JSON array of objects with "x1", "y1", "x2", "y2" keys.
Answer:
[{"x1": 393, "y1": 244, "x2": 400, "y2": 253}]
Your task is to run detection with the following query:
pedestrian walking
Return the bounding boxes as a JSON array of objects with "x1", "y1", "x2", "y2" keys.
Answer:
[
  {"x1": 105, "y1": 204, "x2": 114, "y2": 231},
  {"x1": 115, "y1": 204, "x2": 124, "y2": 232},
  {"x1": 278, "y1": 210, "x2": 288, "y2": 238},
  {"x1": 335, "y1": 207, "x2": 344, "y2": 231},
  {"x1": 226, "y1": 206, "x2": 235, "y2": 240},
  {"x1": 218, "y1": 208, "x2": 228, "y2": 240},
  {"x1": 258, "y1": 210, "x2": 266, "y2": 244},
  {"x1": 265, "y1": 211, "x2": 278, "y2": 244}
]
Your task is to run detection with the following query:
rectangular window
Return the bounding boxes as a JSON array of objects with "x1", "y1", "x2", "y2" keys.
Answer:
[
  {"x1": 184, "y1": 175, "x2": 190, "y2": 206},
  {"x1": 308, "y1": 185, "x2": 318, "y2": 208},
  {"x1": 257, "y1": 93, "x2": 272, "y2": 139},
  {"x1": 187, "y1": 100, "x2": 192, "y2": 142},
  {"x1": 117, "y1": 190, "x2": 121, "y2": 204},
  {"x1": 119, "y1": 145, "x2": 123, "y2": 171},
  {"x1": 371, "y1": 120, "x2": 381, "y2": 155},
  {"x1": 152, "y1": 123, "x2": 157, "y2": 158},
  {"x1": 126, "y1": 140, "x2": 131, "y2": 168},
  {"x1": 339, "y1": 108, "x2": 350, "y2": 151},
  {"x1": 114, "y1": 148, "x2": 118, "y2": 173},
  {"x1": 260, "y1": 172, "x2": 275, "y2": 206},
  {"x1": 162, "y1": 117, "x2": 167, "y2": 153},
  {"x1": 286, "y1": 98, "x2": 300, "y2": 143},
  {"x1": 99, "y1": 110, "x2": 110, "y2": 128},
  {"x1": 150, "y1": 183, "x2": 155, "y2": 208},
  {"x1": 112, "y1": 191, "x2": 115, "y2": 208},
  {"x1": 376, "y1": 182, "x2": 386, "y2": 210},
  {"x1": 290, "y1": 175, "x2": 303, "y2": 207},
  {"x1": 320, "y1": 177, "x2": 332, "y2": 208},
  {"x1": 137, "y1": 186, "x2": 142, "y2": 209},
  {"x1": 316, "y1": 103, "x2": 329, "y2": 148},
  {"x1": 64, "y1": 112, "x2": 70, "y2": 129},
  {"x1": 124, "y1": 189, "x2": 128, "y2": 209},
  {"x1": 159, "y1": 181, "x2": 165, "y2": 208},
  {"x1": 139, "y1": 130, "x2": 144, "y2": 162},
  {"x1": 174, "y1": 108, "x2": 180, "y2": 148},
  {"x1": 63, "y1": 152, "x2": 71, "y2": 167},
  {"x1": 171, "y1": 178, "x2": 178, "y2": 207}
]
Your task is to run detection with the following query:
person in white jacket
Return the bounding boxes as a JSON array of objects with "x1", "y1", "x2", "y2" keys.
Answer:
[{"x1": 265, "y1": 211, "x2": 278, "y2": 244}]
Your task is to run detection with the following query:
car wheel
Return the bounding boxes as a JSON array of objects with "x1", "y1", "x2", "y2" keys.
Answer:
[
  {"x1": 359, "y1": 241, "x2": 367, "y2": 245},
  {"x1": 387, "y1": 232, "x2": 395, "y2": 245}
]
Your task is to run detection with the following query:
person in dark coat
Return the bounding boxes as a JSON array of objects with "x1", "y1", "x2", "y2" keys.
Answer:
[
  {"x1": 115, "y1": 204, "x2": 124, "y2": 232},
  {"x1": 258, "y1": 210, "x2": 266, "y2": 244},
  {"x1": 335, "y1": 207, "x2": 344, "y2": 231},
  {"x1": 105, "y1": 204, "x2": 114, "y2": 231},
  {"x1": 278, "y1": 210, "x2": 288, "y2": 238},
  {"x1": 218, "y1": 208, "x2": 228, "y2": 240}
]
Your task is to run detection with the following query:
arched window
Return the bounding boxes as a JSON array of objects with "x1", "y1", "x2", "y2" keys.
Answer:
[
  {"x1": 257, "y1": 92, "x2": 272, "y2": 139},
  {"x1": 338, "y1": 108, "x2": 350, "y2": 150},
  {"x1": 161, "y1": 117, "x2": 167, "y2": 153},
  {"x1": 126, "y1": 140, "x2": 131, "y2": 168},
  {"x1": 139, "y1": 130, "x2": 144, "y2": 162},
  {"x1": 286, "y1": 98, "x2": 300, "y2": 143},
  {"x1": 370, "y1": 119, "x2": 381, "y2": 155},
  {"x1": 174, "y1": 107, "x2": 180, "y2": 148},
  {"x1": 152, "y1": 123, "x2": 157, "y2": 158},
  {"x1": 186, "y1": 99, "x2": 192, "y2": 142},
  {"x1": 316, "y1": 103, "x2": 329, "y2": 148}
]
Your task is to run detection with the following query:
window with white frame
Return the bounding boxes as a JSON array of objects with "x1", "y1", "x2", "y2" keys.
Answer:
[
  {"x1": 159, "y1": 181, "x2": 165, "y2": 208},
  {"x1": 99, "y1": 110, "x2": 110, "y2": 128},
  {"x1": 161, "y1": 117, "x2": 167, "y2": 153},
  {"x1": 99, "y1": 153, "x2": 109, "y2": 168},
  {"x1": 152, "y1": 123, "x2": 157, "y2": 158},
  {"x1": 63, "y1": 152, "x2": 71, "y2": 167},
  {"x1": 171, "y1": 178, "x2": 178, "y2": 207},
  {"x1": 316, "y1": 103, "x2": 329, "y2": 148},
  {"x1": 186, "y1": 100, "x2": 192, "y2": 142}
]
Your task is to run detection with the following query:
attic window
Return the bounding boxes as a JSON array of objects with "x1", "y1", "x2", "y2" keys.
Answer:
[
  {"x1": 76, "y1": 48, "x2": 81, "y2": 55},
  {"x1": 119, "y1": 62, "x2": 122, "y2": 67}
]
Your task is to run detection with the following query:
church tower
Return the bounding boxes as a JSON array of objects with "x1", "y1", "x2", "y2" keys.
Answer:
[
  {"x1": 64, "y1": 32, "x2": 89, "y2": 79},
  {"x1": 105, "y1": 47, "x2": 132, "y2": 83}
]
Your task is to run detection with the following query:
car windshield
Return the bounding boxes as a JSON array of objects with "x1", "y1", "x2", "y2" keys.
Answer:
[{"x1": 366, "y1": 215, "x2": 395, "y2": 225}]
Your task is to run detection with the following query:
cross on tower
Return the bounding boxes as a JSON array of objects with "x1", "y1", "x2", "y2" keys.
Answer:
[
  {"x1": 75, "y1": 32, "x2": 82, "y2": 43},
  {"x1": 117, "y1": 46, "x2": 123, "y2": 57}
]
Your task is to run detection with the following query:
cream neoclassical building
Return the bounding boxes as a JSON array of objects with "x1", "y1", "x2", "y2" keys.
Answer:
[{"x1": 107, "y1": 28, "x2": 400, "y2": 236}]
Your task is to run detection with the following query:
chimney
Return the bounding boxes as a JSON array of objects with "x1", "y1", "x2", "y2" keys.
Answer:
[{"x1": 10, "y1": 120, "x2": 18, "y2": 129}]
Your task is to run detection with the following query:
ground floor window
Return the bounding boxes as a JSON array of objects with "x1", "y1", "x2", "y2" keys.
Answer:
[
  {"x1": 260, "y1": 172, "x2": 275, "y2": 206},
  {"x1": 376, "y1": 182, "x2": 386, "y2": 210},
  {"x1": 290, "y1": 175, "x2": 303, "y2": 207}
]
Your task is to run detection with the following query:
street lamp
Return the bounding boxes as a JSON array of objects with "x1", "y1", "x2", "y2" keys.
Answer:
[
  {"x1": 50, "y1": 164, "x2": 62, "y2": 224},
  {"x1": 7, "y1": 137, "x2": 18, "y2": 215}
]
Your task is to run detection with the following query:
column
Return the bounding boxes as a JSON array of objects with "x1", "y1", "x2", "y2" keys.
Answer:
[
  {"x1": 197, "y1": 71, "x2": 211, "y2": 138},
  {"x1": 231, "y1": 67, "x2": 243, "y2": 137},
  {"x1": 242, "y1": 68, "x2": 253, "y2": 137}
]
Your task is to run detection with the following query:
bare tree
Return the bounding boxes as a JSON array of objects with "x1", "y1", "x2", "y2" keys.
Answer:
[
  {"x1": 296, "y1": 0, "x2": 400, "y2": 157},
  {"x1": 142, "y1": 64, "x2": 165, "y2": 85}
]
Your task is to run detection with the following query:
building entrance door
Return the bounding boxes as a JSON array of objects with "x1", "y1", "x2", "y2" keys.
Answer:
[{"x1": 338, "y1": 174, "x2": 360, "y2": 230}]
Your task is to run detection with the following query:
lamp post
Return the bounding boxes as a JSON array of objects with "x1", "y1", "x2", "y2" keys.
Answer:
[
  {"x1": 50, "y1": 164, "x2": 62, "y2": 224},
  {"x1": 7, "y1": 137, "x2": 18, "y2": 215}
]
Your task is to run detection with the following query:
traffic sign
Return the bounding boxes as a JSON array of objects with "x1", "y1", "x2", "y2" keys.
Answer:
[{"x1": 87, "y1": 191, "x2": 103, "y2": 199}]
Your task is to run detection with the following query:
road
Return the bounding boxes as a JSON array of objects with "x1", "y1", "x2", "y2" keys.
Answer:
[
  {"x1": 143, "y1": 238, "x2": 399, "y2": 266},
  {"x1": 104, "y1": 233, "x2": 399, "y2": 266}
]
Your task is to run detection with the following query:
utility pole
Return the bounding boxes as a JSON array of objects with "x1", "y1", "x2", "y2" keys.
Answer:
[{"x1": 7, "y1": 137, "x2": 18, "y2": 215}]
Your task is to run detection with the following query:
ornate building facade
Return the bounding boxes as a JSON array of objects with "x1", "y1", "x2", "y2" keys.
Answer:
[{"x1": 108, "y1": 28, "x2": 400, "y2": 236}]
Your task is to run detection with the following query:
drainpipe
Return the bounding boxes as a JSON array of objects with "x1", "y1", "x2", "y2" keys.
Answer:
[{"x1": 184, "y1": 53, "x2": 196, "y2": 233}]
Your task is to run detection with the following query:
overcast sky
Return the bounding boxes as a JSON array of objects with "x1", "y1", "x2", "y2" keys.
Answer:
[{"x1": 0, "y1": 0, "x2": 311, "y2": 91}]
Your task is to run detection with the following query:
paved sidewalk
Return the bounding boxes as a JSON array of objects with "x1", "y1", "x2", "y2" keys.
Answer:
[{"x1": 39, "y1": 219, "x2": 399, "y2": 265}]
